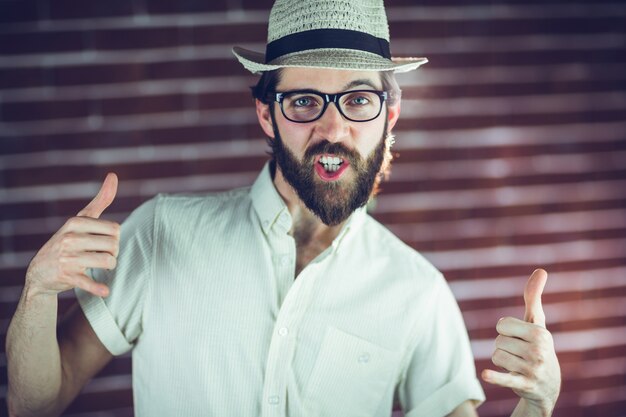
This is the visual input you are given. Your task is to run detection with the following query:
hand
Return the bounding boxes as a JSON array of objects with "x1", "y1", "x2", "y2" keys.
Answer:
[
  {"x1": 25, "y1": 173, "x2": 120, "y2": 298},
  {"x1": 481, "y1": 269, "x2": 561, "y2": 416}
]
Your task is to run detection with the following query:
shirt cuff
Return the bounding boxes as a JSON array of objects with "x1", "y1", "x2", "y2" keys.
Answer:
[
  {"x1": 403, "y1": 373, "x2": 486, "y2": 417},
  {"x1": 75, "y1": 287, "x2": 134, "y2": 356}
]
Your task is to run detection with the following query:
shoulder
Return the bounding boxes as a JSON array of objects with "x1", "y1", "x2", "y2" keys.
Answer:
[
  {"x1": 362, "y1": 215, "x2": 442, "y2": 277},
  {"x1": 142, "y1": 188, "x2": 255, "y2": 241},
  {"x1": 153, "y1": 187, "x2": 252, "y2": 219},
  {"x1": 359, "y1": 214, "x2": 447, "y2": 293}
]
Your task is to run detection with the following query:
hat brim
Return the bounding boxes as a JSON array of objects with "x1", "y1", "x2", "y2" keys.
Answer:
[{"x1": 232, "y1": 46, "x2": 428, "y2": 74}]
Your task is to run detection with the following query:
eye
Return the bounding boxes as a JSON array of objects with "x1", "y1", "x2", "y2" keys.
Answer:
[
  {"x1": 293, "y1": 96, "x2": 317, "y2": 107},
  {"x1": 351, "y1": 96, "x2": 370, "y2": 106},
  {"x1": 342, "y1": 92, "x2": 375, "y2": 107}
]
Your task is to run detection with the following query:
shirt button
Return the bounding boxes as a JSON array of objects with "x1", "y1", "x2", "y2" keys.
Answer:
[
  {"x1": 262, "y1": 220, "x2": 270, "y2": 228},
  {"x1": 358, "y1": 352, "x2": 370, "y2": 364},
  {"x1": 278, "y1": 327, "x2": 289, "y2": 336},
  {"x1": 268, "y1": 395, "x2": 279, "y2": 405},
  {"x1": 280, "y1": 255, "x2": 290, "y2": 266}
]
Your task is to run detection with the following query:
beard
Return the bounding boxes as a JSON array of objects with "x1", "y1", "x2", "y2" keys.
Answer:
[{"x1": 269, "y1": 109, "x2": 393, "y2": 226}]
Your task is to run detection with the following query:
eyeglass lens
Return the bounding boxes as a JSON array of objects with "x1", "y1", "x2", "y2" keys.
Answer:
[{"x1": 281, "y1": 91, "x2": 382, "y2": 122}]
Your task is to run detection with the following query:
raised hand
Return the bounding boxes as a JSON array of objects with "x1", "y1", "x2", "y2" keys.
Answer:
[
  {"x1": 481, "y1": 269, "x2": 561, "y2": 416},
  {"x1": 25, "y1": 173, "x2": 120, "y2": 298}
]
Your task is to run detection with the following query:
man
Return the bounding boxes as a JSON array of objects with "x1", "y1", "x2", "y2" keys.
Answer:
[{"x1": 6, "y1": 0, "x2": 561, "y2": 416}]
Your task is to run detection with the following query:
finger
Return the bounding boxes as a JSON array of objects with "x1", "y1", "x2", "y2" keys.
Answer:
[
  {"x1": 77, "y1": 172, "x2": 118, "y2": 219},
  {"x1": 71, "y1": 252, "x2": 117, "y2": 271},
  {"x1": 492, "y1": 348, "x2": 530, "y2": 376},
  {"x1": 495, "y1": 335, "x2": 531, "y2": 360},
  {"x1": 70, "y1": 273, "x2": 110, "y2": 297},
  {"x1": 524, "y1": 268, "x2": 547, "y2": 328},
  {"x1": 64, "y1": 234, "x2": 119, "y2": 257},
  {"x1": 63, "y1": 216, "x2": 120, "y2": 237},
  {"x1": 497, "y1": 316, "x2": 535, "y2": 342},
  {"x1": 481, "y1": 369, "x2": 529, "y2": 391}
]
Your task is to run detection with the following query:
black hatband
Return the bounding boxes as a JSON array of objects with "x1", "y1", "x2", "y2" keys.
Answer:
[{"x1": 265, "y1": 29, "x2": 390, "y2": 63}]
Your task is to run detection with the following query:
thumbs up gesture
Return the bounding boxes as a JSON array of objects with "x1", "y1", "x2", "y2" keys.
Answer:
[
  {"x1": 25, "y1": 173, "x2": 120, "y2": 298},
  {"x1": 481, "y1": 269, "x2": 561, "y2": 416}
]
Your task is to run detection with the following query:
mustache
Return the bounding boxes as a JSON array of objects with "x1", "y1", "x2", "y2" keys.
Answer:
[{"x1": 303, "y1": 140, "x2": 359, "y2": 164}]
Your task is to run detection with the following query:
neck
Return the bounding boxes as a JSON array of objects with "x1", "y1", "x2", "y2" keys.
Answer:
[{"x1": 272, "y1": 164, "x2": 345, "y2": 246}]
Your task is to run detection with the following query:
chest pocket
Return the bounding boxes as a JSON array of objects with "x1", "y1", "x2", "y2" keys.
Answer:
[{"x1": 303, "y1": 326, "x2": 400, "y2": 417}]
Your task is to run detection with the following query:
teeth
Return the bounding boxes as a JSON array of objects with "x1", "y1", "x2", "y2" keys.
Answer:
[
  {"x1": 319, "y1": 155, "x2": 343, "y2": 165},
  {"x1": 322, "y1": 163, "x2": 340, "y2": 172},
  {"x1": 318, "y1": 155, "x2": 344, "y2": 173}
]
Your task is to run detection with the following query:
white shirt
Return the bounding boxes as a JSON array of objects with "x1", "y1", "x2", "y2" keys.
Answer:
[{"x1": 76, "y1": 163, "x2": 485, "y2": 417}]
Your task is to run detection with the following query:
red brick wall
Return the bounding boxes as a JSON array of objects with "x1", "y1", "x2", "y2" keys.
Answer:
[{"x1": 1, "y1": 1, "x2": 625, "y2": 416}]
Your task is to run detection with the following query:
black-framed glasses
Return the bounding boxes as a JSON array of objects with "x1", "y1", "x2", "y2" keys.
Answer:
[{"x1": 273, "y1": 89, "x2": 388, "y2": 123}]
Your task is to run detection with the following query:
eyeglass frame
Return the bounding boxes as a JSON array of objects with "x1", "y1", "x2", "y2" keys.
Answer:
[{"x1": 271, "y1": 89, "x2": 389, "y2": 123}]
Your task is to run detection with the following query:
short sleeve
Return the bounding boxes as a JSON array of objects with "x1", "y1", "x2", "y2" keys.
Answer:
[
  {"x1": 397, "y1": 274, "x2": 486, "y2": 417},
  {"x1": 75, "y1": 195, "x2": 158, "y2": 356}
]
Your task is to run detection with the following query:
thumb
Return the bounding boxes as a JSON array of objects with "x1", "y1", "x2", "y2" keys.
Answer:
[
  {"x1": 524, "y1": 268, "x2": 547, "y2": 328},
  {"x1": 77, "y1": 173, "x2": 118, "y2": 219}
]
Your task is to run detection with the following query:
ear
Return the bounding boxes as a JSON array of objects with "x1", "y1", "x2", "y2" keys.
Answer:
[
  {"x1": 386, "y1": 100, "x2": 401, "y2": 133},
  {"x1": 255, "y1": 99, "x2": 275, "y2": 139}
]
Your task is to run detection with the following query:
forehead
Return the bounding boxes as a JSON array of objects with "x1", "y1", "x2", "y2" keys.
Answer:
[{"x1": 277, "y1": 67, "x2": 383, "y2": 91}]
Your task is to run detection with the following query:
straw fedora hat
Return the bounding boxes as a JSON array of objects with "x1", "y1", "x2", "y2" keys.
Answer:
[{"x1": 232, "y1": 0, "x2": 428, "y2": 74}]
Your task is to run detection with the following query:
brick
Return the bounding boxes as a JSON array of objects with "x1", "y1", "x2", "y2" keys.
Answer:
[
  {"x1": 145, "y1": 0, "x2": 231, "y2": 14},
  {"x1": 92, "y1": 26, "x2": 182, "y2": 51},
  {"x1": 100, "y1": 93, "x2": 186, "y2": 116},
  {"x1": 47, "y1": 0, "x2": 133, "y2": 20},
  {"x1": 145, "y1": 58, "x2": 247, "y2": 80},
  {"x1": 0, "y1": 1, "x2": 40, "y2": 24},
  {"x1": 1, "y1": 98, "x2": 93, "y2": 122},
  {"x1": 0, "y1": 67, "x2": 45, "y2": 89},
  {"x1": 192, "y1": 23, "x2": 267, "y2": 45},
  {"x1": 51, "y1": 62, "x2": 145, "y2": 86},
  {"x1": 0, "y1": 31, "x2": 84, "y2": 55},
  {"x1": 196, "y1": 91, "x2": 251, "y2": 110}
]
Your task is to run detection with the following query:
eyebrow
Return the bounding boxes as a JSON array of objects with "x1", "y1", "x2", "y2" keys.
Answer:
[
  {"x1": 278, "y1": 78, "x2": 382, "y2": 93},
  {"x1": 342, "y1": 78, "x2": 381, "y2": 91}
]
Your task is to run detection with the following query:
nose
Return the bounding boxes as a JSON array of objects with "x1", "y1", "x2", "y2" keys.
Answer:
[{"x1": 315, "y1": 102, "x2": 350, "y2": 143}]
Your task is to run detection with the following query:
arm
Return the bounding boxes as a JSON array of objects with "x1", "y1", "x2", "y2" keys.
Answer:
[
  {"x1": 6, "y1": 173, "x2": 120, "y2": 417},
  {"x1": 7, "y1": 298, "x2": 113, "y2": 417}
]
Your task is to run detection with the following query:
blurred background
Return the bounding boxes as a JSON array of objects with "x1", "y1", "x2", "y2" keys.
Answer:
[{"x1": 1, "y1": 0, "x2": 625, "y2": 416}]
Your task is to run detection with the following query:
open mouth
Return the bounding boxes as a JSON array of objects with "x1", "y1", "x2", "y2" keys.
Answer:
[
  {"x1": 315, "y1": 154, "x2": 350, "y2": 181},
  {"x1": 319, "y1": 155, "x2": 344, "y2": 172}
]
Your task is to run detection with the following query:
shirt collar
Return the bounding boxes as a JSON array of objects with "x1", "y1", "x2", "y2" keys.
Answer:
[
  {"x1": 250, "y1": 162, "x2": 292, "y2": 234},
  {"x1": 332, "y1": 205, "x2": 366, "y2": 252},
  {"x1": 250, "y1": 162, "x2": 368, "y2": 243}
]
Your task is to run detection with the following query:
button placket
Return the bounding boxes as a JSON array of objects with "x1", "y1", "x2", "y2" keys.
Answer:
[
  {"x1": 261, "y1": 226, "x2": 330, "y2": 416},
  {"x1": 261, "y1": 231, "x2": 300, "y2": 416},
  {"x1": 262, "y1": 262, "x2": 324, "y2": 416}
]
